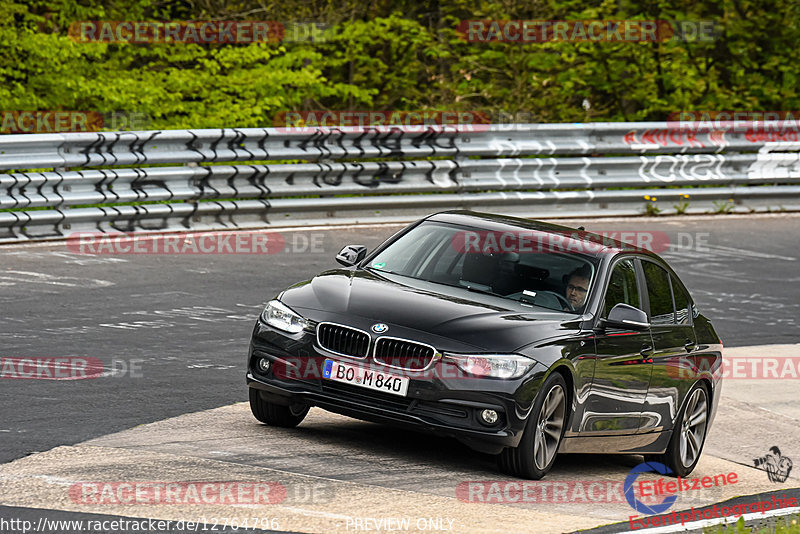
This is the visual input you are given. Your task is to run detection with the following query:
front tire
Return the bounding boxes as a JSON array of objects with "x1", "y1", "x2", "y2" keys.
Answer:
[
  {"x1": 249, "y1": 388, "x2": 309, "y2": 428},
  {"x1": 648, "y1": 382, "x2": 709, "y2": 477},
  {"x1": 499, "y1": 372, "x2": 568, "y2": 480}
]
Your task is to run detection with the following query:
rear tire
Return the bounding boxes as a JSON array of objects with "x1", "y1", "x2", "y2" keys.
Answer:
[
  {"x1": 499, "y1": 372, "x2": 568, "y2": 480},
  {"x1": 646, "y1": 381, "x2": 709, "y2": 477},
  {"x1": 249, "y1": 388, "x2": 309, "y2": 428}
]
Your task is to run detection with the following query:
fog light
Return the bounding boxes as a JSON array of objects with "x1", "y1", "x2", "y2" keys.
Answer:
[
  {"x1": 257, "y1": 358, "x2": 271, "y2": 373},
  {"x1": 480, "y1": 409, "x2": 498, "y2": 424}
]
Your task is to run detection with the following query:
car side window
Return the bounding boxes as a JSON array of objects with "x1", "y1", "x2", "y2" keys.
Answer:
[
  {"x1": 671, "y1": 275, "x2": 692, "y2": 325},
  {"x1": 642, "y1": 261, "x2": 676, "y2": 325},
  {"x1": 603, "y1": 259, "x2": 639, "y2": 317}
]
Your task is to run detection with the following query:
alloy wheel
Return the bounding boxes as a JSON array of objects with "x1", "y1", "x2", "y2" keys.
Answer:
[
  {"x1": 534, "y1": 384, "x2": 566, "y2": 470},
  {"x1": 679, "y1": 387, "x2": 708, "y2": 467}
]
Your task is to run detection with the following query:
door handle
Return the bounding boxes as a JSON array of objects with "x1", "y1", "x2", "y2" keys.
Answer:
[
  {"x1": 685, "y1": 339, "x2": 696, "y2": 352},
  {"x1": 640, "y1": 344, "x2": 654, "y2": 358}
]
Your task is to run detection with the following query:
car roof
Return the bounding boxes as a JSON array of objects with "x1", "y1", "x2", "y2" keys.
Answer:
[{"x1": 425, "y1": 210, "x2": 659, "y2": 259}]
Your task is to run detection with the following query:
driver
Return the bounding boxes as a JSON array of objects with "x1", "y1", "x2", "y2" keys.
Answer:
[{"x1": 564, "y1": 265, "x2": 592, "y2": 312}]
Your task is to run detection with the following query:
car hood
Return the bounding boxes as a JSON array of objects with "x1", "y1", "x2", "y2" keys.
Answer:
[{"x1": 280, "y1": 268, "x2": 581, "y2": 353}]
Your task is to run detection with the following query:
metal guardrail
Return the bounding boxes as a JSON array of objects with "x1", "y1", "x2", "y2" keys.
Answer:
[{"x1": 1, "y1": 122, "x2": 799, "y2": 242}]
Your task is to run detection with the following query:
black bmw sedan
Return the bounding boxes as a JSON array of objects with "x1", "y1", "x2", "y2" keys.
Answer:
[{"x1": 246, "y1": 211, "x2": 722, "y2": 479}]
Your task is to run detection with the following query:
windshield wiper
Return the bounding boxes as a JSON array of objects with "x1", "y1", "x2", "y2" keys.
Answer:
[
  {"x1": 365, "y1": 265, "x2": 401, "y2": 276},
  {"x1": 366, "y1": 270, "x2": 507, "y2": 300},
  {"x1": 434, "y1": 280, "x2": 503, "y2": 299}
]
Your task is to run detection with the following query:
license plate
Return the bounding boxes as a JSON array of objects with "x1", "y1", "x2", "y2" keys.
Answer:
[{"x1": 323, "y1": 359, "x2": 409, "y2": 397}]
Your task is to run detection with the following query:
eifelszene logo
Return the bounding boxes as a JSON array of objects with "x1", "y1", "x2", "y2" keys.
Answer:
[
  {"x1": 625, "y1": 461, "x2": 740, "y2": 515},
  {"x1": 625, "y1": 462, "x2": 677, "y2": 514}
]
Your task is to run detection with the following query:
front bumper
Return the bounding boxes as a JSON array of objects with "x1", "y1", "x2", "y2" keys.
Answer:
[{"x1": 246, "y1": 319, "x2": 546, "y2": 454}]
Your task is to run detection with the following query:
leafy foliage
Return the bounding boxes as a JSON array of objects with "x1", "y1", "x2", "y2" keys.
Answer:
[{"x1": 1, "y1": 0, "x2": 798, "y2": 129}]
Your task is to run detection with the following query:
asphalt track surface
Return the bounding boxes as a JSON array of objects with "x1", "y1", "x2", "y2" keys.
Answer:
[{"x1": 1, "y1": 213, "x2": 799, "y2": 533}]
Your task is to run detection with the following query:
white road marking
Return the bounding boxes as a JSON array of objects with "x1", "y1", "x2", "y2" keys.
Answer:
[
  {"x1": 0, "y1": 473, "x2": 76, "y2": 486},
  {"x1": 5, "y1": 251, "x2": 128, "y2": 265},
  {"x1": 0, "y1": 271, "x2": 78, "y2": 287},
  {"x1": 0, "y1": 270, "x2": 113, "y2": 287},
  {"x1": 667, "y1": 243, "x2": 795, "y2": 261}
]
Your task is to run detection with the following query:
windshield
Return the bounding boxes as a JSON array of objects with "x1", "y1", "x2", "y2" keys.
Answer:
[{"x1": 367, "y1": 221, "x2": 598, "y2": 313}]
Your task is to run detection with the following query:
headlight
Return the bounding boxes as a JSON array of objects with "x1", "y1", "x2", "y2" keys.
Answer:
[
  {"x1": 261, "y1": 300, "x2": 307, "y2": 334},
  {"x1": 443, "y1": 353, "x2": 535, "y2": 379}
]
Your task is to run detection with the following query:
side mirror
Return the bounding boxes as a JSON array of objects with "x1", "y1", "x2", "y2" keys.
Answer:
[
  {"x1": 336, "y1": 244, "x2": 367, "y2": 267},
  {"x1": 605, "y1": 303, "x2": 650, "y2": 331}
]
